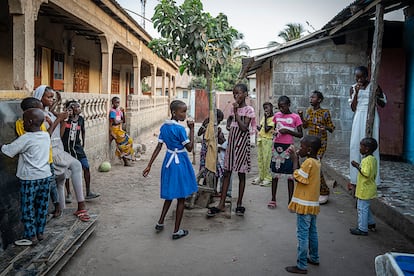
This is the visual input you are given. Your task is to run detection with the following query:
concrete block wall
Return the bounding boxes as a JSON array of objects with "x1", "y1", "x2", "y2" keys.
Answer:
[
  {"x1": 270, "y1": 34, "x2": 369, "y2": 153},
  {"x1": 0, "y1": 100, "x2": 26, "y2": 250}
]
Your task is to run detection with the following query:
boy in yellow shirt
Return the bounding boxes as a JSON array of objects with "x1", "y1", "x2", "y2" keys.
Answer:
[{"x1": 350, "y1": 137, "x2": 378, "y2": 236}]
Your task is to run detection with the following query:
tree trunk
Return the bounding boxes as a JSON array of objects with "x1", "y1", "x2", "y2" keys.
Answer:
[{"x1": 366, "y1": 4, "x2": 384, "y2": 137}]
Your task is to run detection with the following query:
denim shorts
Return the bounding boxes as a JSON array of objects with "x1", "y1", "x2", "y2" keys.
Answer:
[{"x1": 78, "y1": 157, "x2": 90, "y2": 169}]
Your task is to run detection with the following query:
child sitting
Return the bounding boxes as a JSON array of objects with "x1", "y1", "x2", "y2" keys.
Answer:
[
  {"x1": 286, "y1": 135, "x2": 322, "y2": 274},
  {"x1": 1, "y1": 108, "x2": 52, "y2": 244},
  {"x1": 350, "y1": 137, "x2": 378, "y2": 236}
]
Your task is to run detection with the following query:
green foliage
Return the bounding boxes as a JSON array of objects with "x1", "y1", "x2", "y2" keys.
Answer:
[
  {"x1": 278, "y1": 23, "x2": 304, "y2": 42},
  {"x1": 150, "y1": 0, "x2": 241, "y2": 79}
]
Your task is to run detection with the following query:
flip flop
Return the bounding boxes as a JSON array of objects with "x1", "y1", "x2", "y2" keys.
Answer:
[
  {"x1": 206, "y1": 207, "x2": 223, "y2": 217},
  {"x1": 155, "y1": 223, "x2": 164, "y2": 232},
  {"x1": 172, "y1": 229, "x2": 189, "y2": 240},
  {"x1": 85, "y1": 192, "x2": 101, "y2": 200},
  {"x1": 267, "y1": 201, "x2": 277, "y2": 209},
  {"x1": 235, "y1": 206, "x2": 246, "y2": 216},
  {"x1": 73, "y1": 209, "x2": 87, "y2": 216},
  {"x1": 76, "y1": 212, "x2": 90, "y2": 222},
  {"x1": 14, "y1": 239, "x2": 32, "y2": 246}
]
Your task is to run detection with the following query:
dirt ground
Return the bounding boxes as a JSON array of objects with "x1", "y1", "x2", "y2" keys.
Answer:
[{"x1": 60, "y1": 126, "x2": 414, "y2": 276}]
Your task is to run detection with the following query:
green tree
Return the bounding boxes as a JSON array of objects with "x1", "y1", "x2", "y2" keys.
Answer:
[
  {"x1": 149, "y1": 0, "x2": 241, "y2": 91},
  {"x1": 278, "y1": 23, "x2": 304, "y2": 42}
]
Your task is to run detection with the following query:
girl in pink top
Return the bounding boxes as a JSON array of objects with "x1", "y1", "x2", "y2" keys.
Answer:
[{"x1": 268, "y1": 96, "x2": 303, "y2": 209}]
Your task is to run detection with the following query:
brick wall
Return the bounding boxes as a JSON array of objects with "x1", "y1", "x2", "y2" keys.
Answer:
[{"x1": 269, "y1": 32, "x2": 369, "y2": 153}]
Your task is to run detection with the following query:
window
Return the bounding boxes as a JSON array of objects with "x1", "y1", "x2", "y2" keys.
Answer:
[
  {"x1": 53, "y1": 53, "x2": 64, "y2": 80},
  {"x1": 182, "y1": 90, "x2": 188, "y2": 98}
]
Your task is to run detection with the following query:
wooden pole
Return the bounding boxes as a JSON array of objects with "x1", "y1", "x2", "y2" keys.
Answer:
[{"x1": 366, "y1": 3, "x2": 384, "y2": 137}]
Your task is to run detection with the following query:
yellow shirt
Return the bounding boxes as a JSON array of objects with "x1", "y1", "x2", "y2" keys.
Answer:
[
  {"x1": 288, "y1": 157, "x2": 321, "y2": 215},
  {"x1": 258, "y1": 116, "x2": 275, "y2": 140},
  {"x1": 15, "y1": 118, "x2": 53, "y2": 164},
  {"x1": 355, "y1": 155, "x2": 377, "y2": 200}
]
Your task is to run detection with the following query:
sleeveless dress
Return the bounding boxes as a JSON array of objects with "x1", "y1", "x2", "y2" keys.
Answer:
[
  {"x1": 159, "y1": 120, "x2": 198, "y2": 200},
  {"x1": 224, "y1": 106, "x2": 256, "y2": 173},
  {"x1": 349, "y1": 83, "x2": 382, "y2": 185}
]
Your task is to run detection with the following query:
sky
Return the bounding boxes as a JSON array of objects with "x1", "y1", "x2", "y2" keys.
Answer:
[{"x1": 114, "y1": 0, "x2": 389, "y2": 55}]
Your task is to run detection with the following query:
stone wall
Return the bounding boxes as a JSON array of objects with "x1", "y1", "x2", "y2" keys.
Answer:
[
  {"x1": 0, "y1": 100, "x2": 25, "y2": 250},
  {"x1": 270, "y1": 31, "x2": 369, "y2": 153}
]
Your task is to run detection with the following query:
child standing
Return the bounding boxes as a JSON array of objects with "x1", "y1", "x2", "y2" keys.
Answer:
[
  {"x1": 286, "y1": 135, "x2": 322, "y2": 274},
  {"x1": 299, "y1": 91, "x2": 335, "y2": 204},
  {"x1": 252, "y1": 102, "x2": 274, "y2": 187},
  {"x1": 15, "y1": 97, "x2": 61, "y2": 218},
  {"x1": 109, "y1": 96, "x2": 134, "y2": 166},
  {"x1": 269, "y1": 96, "x2": 303, "y2": 209},
  {"x1": 1, "y1": 108, "x2": 52, "y2": 244},
  {"x1": 197, "y1": 109, "x2": 225, "y2": 189},
  {"x1": 207, "y1": 83, "x2": 255, "y2": 217},
  {"x1": 350, "y1": 137, "x2": 378, "y2": 236},
  {"x1": 62, "y1": 100, "x2": 100, "y2": 200},
  {"x1": 142, "y1": 100, "x2": 198, "y2": 240}
]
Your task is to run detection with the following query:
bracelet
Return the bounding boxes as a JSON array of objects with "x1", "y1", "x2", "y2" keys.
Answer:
[{"x1": 200, "y1": 125, "x2": 206, "y2": 129}]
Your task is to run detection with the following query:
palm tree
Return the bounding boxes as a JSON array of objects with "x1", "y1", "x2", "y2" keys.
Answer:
[{"x1": 278, "y1": 23, "x2": 305, "y2": 42}]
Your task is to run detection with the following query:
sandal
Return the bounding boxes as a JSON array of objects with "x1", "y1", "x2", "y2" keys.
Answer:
[
  {"x1": 74, "y1": 209, "x2": 90, "y2": 222},
  {"x1": 267, "y1": 201, "x2": 277, "y2": 209},
  {"x1": 235, "y1": 206, "x2": 246, "y2": 216},
  {"x1": 85, "y1": 192, "x2": 101, "y2": 200},
  {"x1": 14, "y1": 239, "x2": 32, "y2": 246},
  {"x1": 155, "y1": 223, "x2": 164, "y2": 232},
  {"x1": 172, "y1": 229, "x2": 189, "y2": 240},
  {"x1": 206, "y1": 207, "x2": 223, "y2": 217}
]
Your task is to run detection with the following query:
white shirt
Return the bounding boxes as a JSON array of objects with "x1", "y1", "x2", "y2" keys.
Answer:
[{"x1": 1, "y1": 131, "x2": 51, "y2": 180}]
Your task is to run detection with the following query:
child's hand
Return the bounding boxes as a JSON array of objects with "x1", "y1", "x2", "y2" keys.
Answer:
[
  {"x1": 57, "y1": 111, "x2": 68, "y2": 121},
  {"x1": 297, "y1": 110, "x2": 303, "y2": 117},
  {"x1": 55, "y1": 91, "x2": 62, "y2": 103},
  {"x1": 232, "y1": 102, "x2": 239, "y2": 112},
  {"x1": 187, "y1": 118, "x2": 194, "y2": 129},
  {"x1": 278, "y1": 128, "x2": 289, "y2": 134},
  {"x1": 289, "y1": 145, "x2": 297, "y2": 159},
  {"x1": 45, "y1": 116, "x2": 52, "y2": 126},
  {"x1": 142, "y1": 166, "x2": 151, "y2": 177},
  {"x1": 351, "y1": 160, "x2": 359, "y2": 168}
]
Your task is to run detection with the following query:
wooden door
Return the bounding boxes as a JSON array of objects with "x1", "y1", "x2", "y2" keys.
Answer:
[
  {"x1": 377, "y1": 48, "x2": 406, "y2": 157},
  {"x1": 194, "y1": 89, "x2": 209, "y2": 123},
  {"x1": 111, "y1": 70, "x2": 120, "y2": 94},
  {"x1": 73, "y1": 59, "x2": 89, "y2": 93}
]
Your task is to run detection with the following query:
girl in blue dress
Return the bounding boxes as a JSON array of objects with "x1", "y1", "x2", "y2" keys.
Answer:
[{"x1": 142, "y1": 100, "x2": 197, "y2": 240}]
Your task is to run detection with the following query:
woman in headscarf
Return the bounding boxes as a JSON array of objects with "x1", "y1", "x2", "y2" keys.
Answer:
[{"x1": 33, "y1": 85, "x2": 90, "y2": 222}]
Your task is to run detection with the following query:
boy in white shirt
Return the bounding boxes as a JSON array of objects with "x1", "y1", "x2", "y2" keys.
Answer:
[{"x1": 0, "y1": 108, "x2": 51, "y2": 245}]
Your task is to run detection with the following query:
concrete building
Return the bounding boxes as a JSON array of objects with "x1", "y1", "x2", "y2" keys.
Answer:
[
  {"x1": 0, "y1": 0, "x2": 178, "y2": 248},
  {"x1": 241, "y1": 0, "x2": 413, "y2": 160}
]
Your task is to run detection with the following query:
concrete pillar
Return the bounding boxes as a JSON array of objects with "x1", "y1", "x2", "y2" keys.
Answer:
[
  {"x1": 150, "y1": 64, "x2": 157, "y2": 96},
  {"x1": 9, "y1": 0, "x2": 43, "y2": 91},
  {"x1": 173, "y1": 76, "x2": 176, "y2": 97},
  {"x1": 168, "y1": 74, "x2": 172, "y2": 97},
  {"x1": 99, "y1": 35, "x2": 114, "y2": 94},
  {"x1": 161, "y1": 71, "x2": 166, "y2": 96},
  {"x1": 132, "y1": 55, "x2": 141, "y2": 94}
]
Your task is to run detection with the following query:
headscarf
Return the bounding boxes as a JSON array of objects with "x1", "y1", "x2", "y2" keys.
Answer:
[{"x1": 33, "y1": 85, "x2": 53, "y2": 100}]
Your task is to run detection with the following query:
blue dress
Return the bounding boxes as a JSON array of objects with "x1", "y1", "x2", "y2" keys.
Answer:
[{"x1": 159, "y1": 120, "x2": 198, "y2": 200}]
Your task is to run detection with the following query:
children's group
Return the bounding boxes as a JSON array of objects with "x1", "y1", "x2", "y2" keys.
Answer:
[{"x1": 0, "y1": 86, "x2": 136, "y2": 246}]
